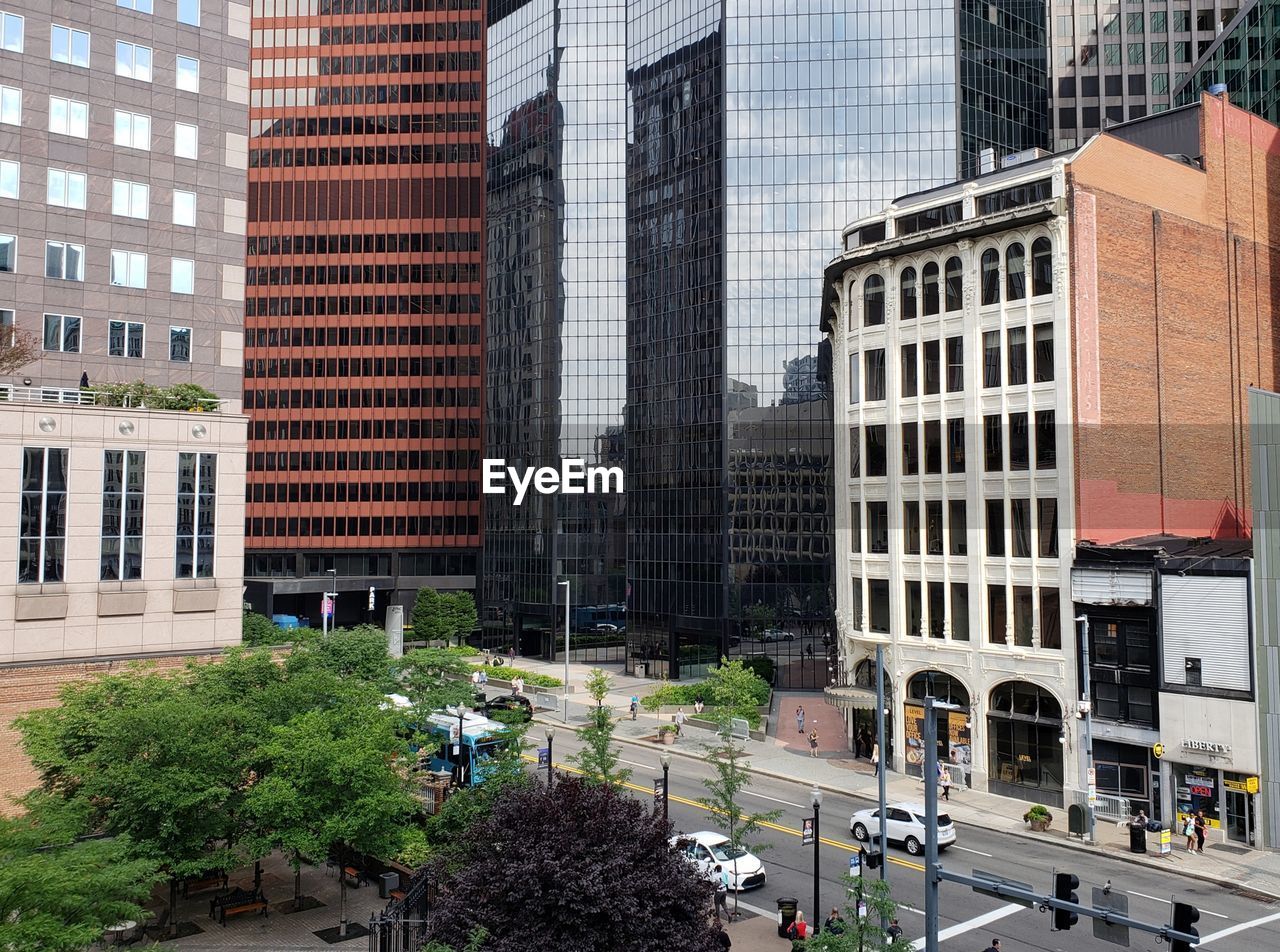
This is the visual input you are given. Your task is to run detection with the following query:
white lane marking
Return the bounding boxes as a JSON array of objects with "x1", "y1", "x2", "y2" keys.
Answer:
[
  {"x1": 896, "y1": 904, "x2": 925, "y2": 917},
  {"x1": 618, "y1": 758, "x2": 653, "y2": 770},
  {"x1": 742, "y1": 789, "x2": 806, "y2": 809},
  {"x1": 1199, "y1": 909, "x2": 1280, "y2": 945},
  {"x1": 1126, "y1": 891, "x2": 1228, "y2": 919},
  {"x1": 950, "y1": 845, "x2": 993, "y2": 857},
  {"x1": 911, "y1": 903, "x2": 1023, "y2": 950},
  {"x1": 728, "y1": 898, "x2": 778, "y2": 919}
]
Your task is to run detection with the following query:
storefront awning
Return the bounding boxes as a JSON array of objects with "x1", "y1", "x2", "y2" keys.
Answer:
[{"x1": 824, "y1": 685, "x2": 879, "y2": 712}]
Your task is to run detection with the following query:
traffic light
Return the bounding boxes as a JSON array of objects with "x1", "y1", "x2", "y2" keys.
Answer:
[
  {"x1": 1052, "y1": 872, "x2": 1079, "y2": 931},
  {"x1": 1170, "y1": 901, "x2": 1200, "y2": 952},
  {"x1": 863, "y1": 848, "x2": 882, "y2": 870}
]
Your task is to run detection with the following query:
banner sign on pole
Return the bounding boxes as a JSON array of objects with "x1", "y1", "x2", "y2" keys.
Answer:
[
  {"x1": 654, "y1": 778, "x2": 665, "y2": 801},
  {"x1": 537, "y1": 747, "x2": 549, "y2": 767},
  {"x1": 802, "y1": 817, "x2": 815, "y2": 846}
]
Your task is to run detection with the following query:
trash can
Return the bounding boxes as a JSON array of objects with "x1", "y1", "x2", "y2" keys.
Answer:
[
  {"x1": 1129, "y1": 823, "x2": 1147, "y2": 854},
  {"x1": 634, "y1": 662, "x2": 646, "y2": 679},
  {"x1": 776, "y1": 897, "x2": 799, "y2": 938},
  {"x1": 378, "y1": 871, "x2": 400, "y2": 899}
]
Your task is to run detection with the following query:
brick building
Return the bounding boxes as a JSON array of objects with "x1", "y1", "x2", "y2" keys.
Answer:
[
  {"x1": 821, "y1": 91, "x2": 1280, "y2": 814},
  {"x1": 241, "y1": 0, "x2": 485, "y2": 625}
]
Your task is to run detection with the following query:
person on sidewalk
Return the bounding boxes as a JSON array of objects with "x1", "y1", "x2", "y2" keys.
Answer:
[
  {"x1": 796, "y1": 705, "x2": 806, "y2": 734},
  {"x1": 871, "y1": 742, "x2": 880, "y2": 777},
  {"x1": 824, "y1": 907, "x2": 845, "y2": 934},
  {"x1": 711, "y1": 918, "x2": 732, "y2": 949},
  {"x1": 1194, "y1": 810, "x2": 1208, "y2": 853},
  {"x1": 507, "y1": 644, "x2": 516, "y2": 662},
  {"x1": 1183, "y1": 814, "x2": 1196, "y2": 852},
  {"x1": 675, "y1": 708, "x2": 687, "y2": 737},
  {"x1": 983, "y1": 940, "x2": 1002, "y2": 952},
  {"x1": 630, "y1": 695, "x2": 639, "y2": 720},
  {"x1": 886, "y1": 918, "x2": 904, "y2": 940},
  {"x1": 938, "y1": 762, "x2": 952, "y2": 801},
  {"x1": 787, "y1": 911, "x2": 812, "y2": 942},
  {"x1": 712, "y1": 865, "x2": 732, "y2": 920},
  {"x1": 511, "y1": 675, "x2": 525, "y2": 696},
  {"x1": 808, "y1": 727, "x2": 820, "y2": 758}
]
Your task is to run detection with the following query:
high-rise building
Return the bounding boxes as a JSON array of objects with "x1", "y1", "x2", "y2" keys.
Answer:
[
  {"x1": 0, "y1": 0, "x2": 250, "y2": 802},
  {"x1": 1048, "y1": 0, "x2": 1239, "y2": 150},
  {"x1": 1173, "y1": 0, "x2": 1280, "y2": 123},
  {"x1": 484, "y1": 1, "x2": 1048, "y2": 686},
  {"x1": 242, "y1": 0, "x2": 486, "y2": 625}
]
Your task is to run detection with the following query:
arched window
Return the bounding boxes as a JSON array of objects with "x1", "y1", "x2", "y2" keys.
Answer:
[
  {"x1": 907, "y1": 671, "x2": 971, "y2": 708},
  {"x1": 905, "y1": 672, "x2": 972, "y2": 779},
  {"x1": 980, "y1": 248, "x2": 1000, "y2": 305},
  {"x1": 922, "y1": 262, "x2": 940, "y2": 315},
  {"x1": 1005, "y1": 243, "x2": 1026, "y2": 301},
  {"x1": 899, "y1": 267, "x2": 917, "y2": 320},
  {"x1": 1031, "y1": 237, "x2": 1052, "y2": 296},
  {"x1": 863, "y1": 274, "x2": 885, "y2": 326},
  {"x1": 944, "y1": 256, "x2": 963, "y2": 312},
  {"x1": 987, "y1": 681, "x2": 1064, "y2": 803}
]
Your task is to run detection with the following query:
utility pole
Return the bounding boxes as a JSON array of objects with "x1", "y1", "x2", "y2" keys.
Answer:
[
  {"x1": 811, "y1": 786, "x2": 822, "y2": 934},
  {"x1": 924, "y1": 694, "x2": 940, "y2": 952},
  {"x1": 1076, "y1": 614, "x2": 1098, "y2": 844},
  {"x1": 875, "y1": 645, "x2": 889, "y2": 893}
]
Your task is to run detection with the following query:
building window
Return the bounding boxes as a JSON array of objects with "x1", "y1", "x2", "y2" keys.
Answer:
[
  {"x1": 1006, "y1": 243, "x2": 1026, "y2": 300},
  {"x1": 115, "y1": 40, "x2": 152, "y2": 82},
  {"x1": 101, "y1": 450, "x2": 145, "y2": 581},
  {"x1": 988, "y1": 682, "x2": 1064, "y2": 801},
  {"x1": 948, "y1": 500, "x2": 967, "y2": 556},
  {"x1": 922, "y1": 261, "x2": 940, "y2": 315},
  {"x1": 176, "y1": 55, "x2": 200, "y2": 91},
  {"x1": 869, "y1": 579, "x2": 890, "y2": 633},
  {"x1": 1011, "y1": 499, "x2": 1032, "y2": 558},
  {"x1": 865, "y1": 349, "x2": 886, "y2": 401},
  {"x1": 1031, "y1": 238, "x2": 1053, "y2": 296},
  {"x1": 1151, "y1": 73, "x2": 1169, "y2": 95},
  {"x1": 1035, "y1": 410, "x2": 1056, "y2": 469},
  {"x1": 108, "y1": 320, "x2": 145, "y2": 358},
  {"x1": 1151, "y1": 41, "x2": 1168, "y2": 64},
  {"x1": 983, "y1": 330, "x2": 1001, "y2": 387},
  {"x1": 951, "y1": 583, "x2": 970, "y2": 640},
  {"x1": 47, "y1": 168, "x2": 86, "y2": 208},
  {"x1": 1173, "y1": 9, "x2": 1190, "y2": 31},
  {"x1": 984, "y1": 414, "x2": 1002, "y2": 471},
  {"x1": 926, "y1": 500, "x2": 943, "y2": 554},
  {"x1": 0, "y1": 10, "x2": 22, "y2": 52},
  {"x1": 947, "y1": 419, "x2": 965, "y2": 472},
  {"x1": 114, "y1": 110, "x2": 152, "y2": 150},
  {"x1": 980, "y1": 248, "x2": 1000, "y2": 305},
  {"x1": 867, "y1": 501, "x2": 889, "y2": 554},
  {"x1": 118, "y1": 0, "x2": 155, "y2": 12},
  {"x1": 173, "y1": 190, "x2": 196, "y2": 226},
  {"x1": 987, "y1": 585, "x2": 1007, "y2": 644},
  {"x1": 0, "y1": 233, "x2": 12, "y2": 272},
  {"x1": 900, "y1": 267, "x2": 917, "y2": 319},
  {"x1": 0, "y1": 84, "x2": 19, "y2": 125},
  {"x1": 944, "y1": 256, "x2": 963, "y2": 311},
  {"x1": 906, "y1": 581, "x2": 923, "y2": 635},
  {"x1": 1150, "y1": 10, "x2": 1166, "y2": 32},
  {"x1": 924, "y1": 420, "x2": 942, "y2": 474},
  {"x1": 863, "y1": 273, "x2": 885, "y2": 326},
  {"x1": 1128, "y1": 41, "x2": 1145, "y2": 64},
  {"x1": 174, "y1": 123, "x2": 198, "y2": 160},
  {"x1": 850, "y1": 500, "x2": 861, "y2": 551},
  {"x1": 50, "y1": 25, "x2": 90, "y2": 68},
  {"x1": 904, "y1": 501, "x2": 921, "y2": 554},
  {"x1": 19, "y1": 448, "x2": 68, "y2": 583},
  {"x1": 1037, "y1": 499, "x2": 1058, "y2": 557},
  {"x1": 45, "y1": 240, "x2": 84, "y2": 281},
  {"x1": 1012, "y1": 586, "x2": 1034, "y2": 646},
  {"x1": 1174, "y1": 40, "x2": 1190, "y2": 62},
  {"x1": 169, "y1": 325, "x2": 191, "y2": 361},
  {"x1": 1040, "y1": 590, "x2": 1061, "y2": 649},
  {"x1": 865, "y1": 425, "x2": 887, "y2": 477},
  {"x1": 1009, "y1": 412, "x2": 1029, "y2": 471},
  {"x1": 923, "y1": 339, "x2": 941, "y2": 395},
  {"x1": 42, "y1": 313, "x2": 81, "y2": 352},
  {"x1": 848, "y1": 426, "x2": 860, "y2": 477},
  {"x1": 928, "y1": 581, "x2": 945, "y2": 638},
  {"x1": 176, "y1": 452, "x2": 216, "y2": 578},
  {"x1": 946, "y1": 336, "x2": 963, "y2": 392},
  {"x1": 171, "y1": 257, "x2": 195, "y2": 294},
  {"x1": 1008, "y1": 327, "x2": 1028, "y2": 385},
  {"x1": 49, "y1": 96, "x2": 88, "y2": 138},
  {"x1": 110, "y1": 250, "x2": 147, "y2": 288},
  {"x1": 1, "y1": 309, "x2": 13, "y2": 343},
  {"x1": 1089, "y1": 617, "x2": 1154, "y2": 726},
  {"x1": 902, "y1": 422, "x2": 919, "y2": 476},
  {"x1": 901, "y1": 344, "x2": 917, "y2": 398},
  {"x1": 111, "y1": 180, "x2": 150, "y2": 219},
  {"x1": 848, "y1": 352, "x2": 860, "y2": 405},
  {"x1": 1033, "y1": 323, "x2": 1054, "y2": 382},
  {"x1": 177, "y1": 0, "x2": 201, "y2": 26},
  {"x1": 986, "y1": 499, "x2": 1005, "y2": 557}
]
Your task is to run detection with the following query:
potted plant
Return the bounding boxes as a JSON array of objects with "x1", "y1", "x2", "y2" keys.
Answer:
[
  {"x1": 1023, "y1": 805, "x2": 1053, "y2": 832},
  {"x1": 657, "y1": 724, "x2": 677, "y2": 745}
]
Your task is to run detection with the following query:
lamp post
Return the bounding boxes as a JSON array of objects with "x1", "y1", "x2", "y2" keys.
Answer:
[
  {"x1": 544, "y1": 725, "x2": 555, "y2": 790},
  {"x1": 557, "y1": 579, "x2": 570, "y2": 723},
  {"x1": 322, "y1": 567, "x2": 337, "y2": 637},
  {"x1": 454, "y1": 704, "x2": 468, "y2": 788},
  {"x1": 811, "y1": 785, "x2": 822, "y2": 935},
  {"x1": 659, "y1": 749, "x2": 671, "y2": 825},
  {"x1": 1076, "y1": 614, "x2": 1098, "y2": 844}
]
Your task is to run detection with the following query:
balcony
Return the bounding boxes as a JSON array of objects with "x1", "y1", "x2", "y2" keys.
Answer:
[{"x1": 0, "y1": 383, "x2": 227, "y2": 413}]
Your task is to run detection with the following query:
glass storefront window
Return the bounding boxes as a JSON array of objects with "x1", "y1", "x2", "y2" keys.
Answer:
[{"x1": 987, "y1": 681, "x2": 1065, "y2": 805}]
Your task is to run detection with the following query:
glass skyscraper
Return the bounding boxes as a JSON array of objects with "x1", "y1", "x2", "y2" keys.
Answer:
[
  {"x1": 1174, "y1": 0, "x2": 1280, "y2": 124},
  {"x1": 486, "y1": 0, "x2": 1047, "y2": 685}
]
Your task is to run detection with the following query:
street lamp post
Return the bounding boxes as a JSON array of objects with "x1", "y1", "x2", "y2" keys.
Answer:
[
  {"x1": 811, "y1": 786, "x2": 822, "y2": 935},
  {"x1": 544, "y1": 725, "x2": 555, "y2": 790},
  {"x1": 557, "y1": 579, "x2": 570, "y2": 723},
  {"x1": 659, "y1": 750, "x2": 671, "y2": 825},
  {"x1": 1076, "y1": 614, "x2": 1098, "y2": 845}
]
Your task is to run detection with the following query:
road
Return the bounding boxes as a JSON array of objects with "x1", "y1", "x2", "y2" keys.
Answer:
[{"x1": 534, "y1": 728, "x2": 1280, "y2": 952}]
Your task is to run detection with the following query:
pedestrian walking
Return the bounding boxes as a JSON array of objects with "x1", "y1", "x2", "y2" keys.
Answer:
[
  {"x1": 1183, "y1": 814, "x2": 1196, "y2": 852},
  {"x1": 982, "y1": 940, "x2": 1001, "y2": 952},
  {"x1": 796, "y1": 705, "x2": 806, "y2": 734},
  {"x1": 871, "y1": 742, "x2": 880, "y2": 777},
  {"x1": 507, "y1": 644, "x2": 516, "y2": 662},
  {"x1": 512, "y1": 675, "x2": 525, "y2": 696},
  {"x1": 713, "y1": 864, "x2": 732, "y2": 920},
  {"x1": 886, "y1": 918, "x2": 904, "y2": 940},
  {"x1": 478, "y1": 668, "x2": 488, "y2": 687},
  {"x1": 471, "y1": 669, "x2": 481, "y2": 687},
  {"x1": 1194, "y1": 810, "x2": 1207, "y2": 853},
  {"x1": 630, "y1": 695, "x2": 639, "y2": 720},
  {"x1": 824, "y1": 907, "x2": 845, "y2": 934},
  {"x1": 938, "y1": 762, "x2": 952, "y2": 801},
  {"x1": 712, "y1": 917, "x2": 732, "y2": 949},
  {"x1": 675, "y1": 707, "x2": 687, "y2": 737},
  {"x1": 808, "y1": 727, "x2": 820, "y2": 758}
]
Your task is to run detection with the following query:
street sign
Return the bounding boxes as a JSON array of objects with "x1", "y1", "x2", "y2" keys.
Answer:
[
  {"x1": 1091, "y1": 887, "x2": 1130, "y2": 947},
  {"x1": 1158, "y1": 828, "x2": 1172, "y2": 855},
  {"x1": 802, "y1": 818, "x2": 815, "y2": 846},
  {"x1": 537, "y1": 747, "x2": 550, "y2": 767},
  {"x1": 653, "y1": 778, "x2": 666, "y2": 801},
  {"x1": 970, "y1": 869, "x2": 1036, "y2": 908},
  {"x1": 321, "y1": 596, "x2": 334, "y2": 618},
  {"x1": 849, "y1": 852, "x2": 861, "y2": 875},
  {"x1": 1088, "y1": 766, "x2": 1098, "y2": 804}
]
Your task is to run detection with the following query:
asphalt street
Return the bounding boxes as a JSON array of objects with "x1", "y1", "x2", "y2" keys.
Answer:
[{"x1": 535, "y1": 729, "x2": 1280, "y2": 952}]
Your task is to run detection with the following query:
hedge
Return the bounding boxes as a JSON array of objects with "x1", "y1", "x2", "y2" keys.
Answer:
[{"x1": 469, "y1": 664, "x2": 562, "y2": 688}]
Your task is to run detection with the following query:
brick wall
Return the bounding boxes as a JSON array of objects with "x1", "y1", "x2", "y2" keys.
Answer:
[{"x1": 1068, "y1": 94, "x2": 1280, "y2": 544}]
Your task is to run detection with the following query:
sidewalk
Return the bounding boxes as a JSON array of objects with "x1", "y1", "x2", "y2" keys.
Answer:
[{"x1": 506, "y1": 656, "x2": 1280, "y2": 900}]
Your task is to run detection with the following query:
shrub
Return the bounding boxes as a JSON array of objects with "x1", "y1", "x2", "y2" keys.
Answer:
[
  {"x1": 470, "y1": 664, "x2": 561, "y2": 688},
  {"x1": 740, "y1": 655, "x2": 775, "y2": 686},
  {"x1": 89, "y1": 381, "x2": 219, "y2": 411},
  {"x1": 242, "y1": 611, "x2": 283, "y2": 647},
  {"x1": 1023, "y1": 805, "x2": 1053, "y2": 825}
]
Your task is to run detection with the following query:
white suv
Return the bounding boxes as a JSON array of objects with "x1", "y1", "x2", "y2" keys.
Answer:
[{"x1": 850, "y1": 802, "x2": 956, "y2": 856}]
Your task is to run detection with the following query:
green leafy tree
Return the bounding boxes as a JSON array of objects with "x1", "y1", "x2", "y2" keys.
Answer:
[
  {"x1": 242, "y1": 611, "x2": 283, "y2": 647},
  {"x1": 798, "y1": 876, "x2": 914, "y2": 952},
  {"x1": 701, "y1": 657, "x2": 770, "y2": 726},
  {"x1": 571, "y1": 668, "x2": 630, "y2": 785},
  {"x1": 284, "y1": 625, "x2": 395, "y2": 689},
  {"x1": 0, "y1": 797, "x2": 161, "y2": 952},
  {"x1": 412, "y1": 588, "x2": 477, "y2": 646},
  {"x1": 697, "y1": 734, "x2": 781, "y2": 915}
]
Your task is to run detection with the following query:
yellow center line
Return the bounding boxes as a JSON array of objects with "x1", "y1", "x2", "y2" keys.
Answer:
[{"x1": 519, "y1": 754, "x2": 926, "y2": 873}]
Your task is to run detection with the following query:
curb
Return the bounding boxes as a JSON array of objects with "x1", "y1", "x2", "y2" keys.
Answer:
[{"x1": 531, "y1": 712, "x2": 1280, "y2": 902}]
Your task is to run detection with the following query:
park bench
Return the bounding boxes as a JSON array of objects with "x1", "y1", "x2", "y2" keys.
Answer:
[
  {"x1": 216, "y1": 898, "x2": 268, "y2": 926},
  {"x1": 389, "y1": 888, "x2": 407, "y2": 902},
  {"x1": 209, "y1": 887, "x2": 268, "y2": 925},
  {"x1": 182, "y1": 872, "x2": 228, "y2": 897},
  {"x1": 341, "y1": 865, "x2": 363, "y2": 888}
]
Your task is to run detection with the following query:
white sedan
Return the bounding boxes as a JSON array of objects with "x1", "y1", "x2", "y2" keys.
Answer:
[
  {"x1": 670, "y1": 831, "x2": 767, "y2": 891},
  {"x1": 850, "y1": 802, "x2": 956, "y2": 856}
]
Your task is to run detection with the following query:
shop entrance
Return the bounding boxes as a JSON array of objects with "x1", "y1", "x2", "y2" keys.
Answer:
[
  {"x1": 1225, "y1": 775, "x2": 1256, "y2": 846},
  {"x1": 904, "y1": 672, "x2": 972, "y2": 784}
]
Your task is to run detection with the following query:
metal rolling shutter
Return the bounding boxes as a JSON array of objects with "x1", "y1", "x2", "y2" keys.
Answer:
[{"x1": 1160, "y1": 575, "x2": 1251, "y2": 692}]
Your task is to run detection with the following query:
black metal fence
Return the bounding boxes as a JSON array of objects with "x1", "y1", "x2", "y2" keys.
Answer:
[{"x1": 367, "y1": 869, "x2": 431, "y2": 952}]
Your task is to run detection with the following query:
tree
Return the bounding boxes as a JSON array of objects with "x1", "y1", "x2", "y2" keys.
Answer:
[
  {"x1": 700, "y1": 657, "x2": 770, "y2": 728},
  {"x1": 242, "y1": 611, "x2": 284, "y2": 647},
  {"x1": 0, "y1": 797, "x2": 161, "y2": 952},
  {"x1": 285, "y1": 625, "x2": 396, "y2": 690},
  {"x1": 697, "y1": 733, "x2": 781, "y2": 916},
  {"x1": 412, "y1": 588, "x2": 478, "y2": 647},
  {"x1": 798, "y1": 876, "x2": 914, "y2": 952},
  {"x1": 428, "y1": 778, "x2": 719, "y2": 952},
  {"x1": 570, "y1": 668, "x2": 631, "y2": 787},
  {"x1": 0, "y1": 324, "x2": 40, "y2": 375}
]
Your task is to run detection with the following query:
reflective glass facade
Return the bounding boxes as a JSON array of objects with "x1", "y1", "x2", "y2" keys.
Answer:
[{"x1": 1174, "y1": 0, "x2": 1280, "y2": 125}]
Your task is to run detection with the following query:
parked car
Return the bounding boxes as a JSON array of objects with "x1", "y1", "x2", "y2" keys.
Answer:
[
  {"x1": 850, "y1": 802, "x2": 956, "y2": 856},
  {"x1": 670, "y1": 831, "x2": 767, "y2": 891},
  {"x1": 476, "y1": 693, "x2": 534, "y2": 722},
  {"x1": 760, "y1": 628, "x2": 794, "y2": 643}
]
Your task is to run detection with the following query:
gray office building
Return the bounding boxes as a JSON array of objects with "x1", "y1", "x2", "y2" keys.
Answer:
[{"x1": 484, "y1": 0, "x2": 1048, "y2": 686}]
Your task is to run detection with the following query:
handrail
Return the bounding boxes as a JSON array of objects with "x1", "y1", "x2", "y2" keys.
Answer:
[{"x1": 0, "y1": 385, "x2": 225, "y2": 412}]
